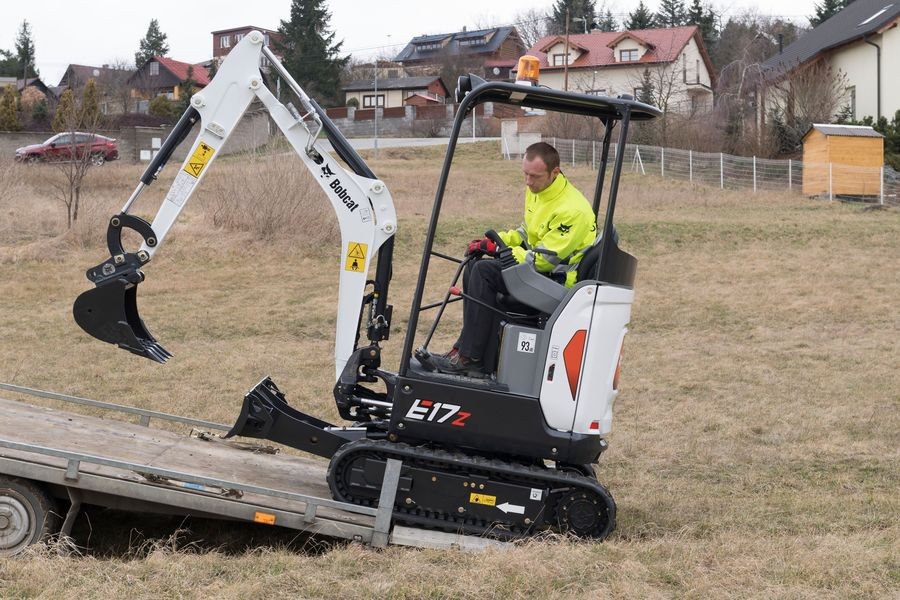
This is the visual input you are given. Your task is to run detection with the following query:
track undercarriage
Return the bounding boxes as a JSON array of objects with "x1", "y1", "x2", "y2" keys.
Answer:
[{"x1": 328, "y1": 440, "x2": 616, "y2": 540}]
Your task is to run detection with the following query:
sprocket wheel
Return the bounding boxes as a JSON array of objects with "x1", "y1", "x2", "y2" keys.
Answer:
[{"x1": 554, "y1": 488, "x2": 615, "y2": 539}]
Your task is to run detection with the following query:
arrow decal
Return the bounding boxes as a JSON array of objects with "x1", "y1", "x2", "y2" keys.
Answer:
[{"x1": 496, "y1": 502, "x2": 525, "y2": 515}]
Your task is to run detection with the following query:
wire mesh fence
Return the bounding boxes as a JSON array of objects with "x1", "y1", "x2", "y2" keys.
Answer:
[{"x1": 508, "y1": 137, "x2": 899, "y2": 206}]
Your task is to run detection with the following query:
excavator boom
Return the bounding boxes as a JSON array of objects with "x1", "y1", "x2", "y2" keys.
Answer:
[{"x1": 73, "y1": 31, "x2": 397, "y2": 374}]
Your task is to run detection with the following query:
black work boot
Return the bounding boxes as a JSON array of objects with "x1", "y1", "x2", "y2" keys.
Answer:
[{"x1": 431, "y1": 351, "x2": 485, "y2": 377}]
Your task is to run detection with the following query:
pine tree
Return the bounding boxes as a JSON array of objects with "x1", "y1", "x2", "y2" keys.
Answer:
[
  {"x1": 135, "y1": 19, "x2": 170, "y2": 67},
  {"x1": 80, "y1": 79, "x2": 101, "y2": 128},
  {"x1": 597, "y1": 9, "x2": 618, "y2": 32},
  {"x1": 0, "y1": 84, "x2": 21, "y2": 131},
  {"x1": 15, "y1": 21, "x2": 37, "y2": 80},
  {"x1": 636, "y1": 69, "x2": 656, "y2": 105},
  {"x1": 277, "y1": 0, "x2": 349, "y2": 107},
  {"x1": 625, "y1": 1, "x2": 655, "y2": 30},
  {"x1": 52, "y1": 89, "x2": 77, "y2": 133},
  {"x1": 655, "y1": 0, "x2": 687, "y2": 27},
  {"x1": 178, "y1": 66, "x2": 198, "y2": 115},
  {"x1": 809, "y1": 0, "x2": 850, "y2": 27},
  {"x1": 687, "y1": 0, "x2": 718, "y2": 49},
  {"x1": 549, "y1": 0, "x2": 598, "y2": 34}
]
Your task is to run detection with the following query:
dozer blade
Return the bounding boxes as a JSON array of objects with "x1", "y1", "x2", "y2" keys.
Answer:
[{"x1": 73, "y1": 276, "x2": 172, "y2": 363}]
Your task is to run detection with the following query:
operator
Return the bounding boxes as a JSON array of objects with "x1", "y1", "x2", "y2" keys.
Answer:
[{"x1": 430, "y1": 141, "x2": 598, "y2": 377}]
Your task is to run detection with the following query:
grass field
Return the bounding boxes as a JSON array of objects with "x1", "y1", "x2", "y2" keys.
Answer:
[{"x1": 0, "y1": 143, "x2": 898, "y2": 598}]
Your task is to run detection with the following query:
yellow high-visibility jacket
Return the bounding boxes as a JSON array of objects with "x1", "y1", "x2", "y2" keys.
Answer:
[{"x1": 498, "y1": 173, "x2": 597, "y2": 287}]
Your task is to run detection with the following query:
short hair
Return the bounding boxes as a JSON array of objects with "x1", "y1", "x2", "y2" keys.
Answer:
[{"x1": 524, "y1": 142, "x2": 560, "y2": 172}]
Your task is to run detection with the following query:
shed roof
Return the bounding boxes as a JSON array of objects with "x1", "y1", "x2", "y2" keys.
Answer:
[{"x1": 804, "y1": 124, "x2": 885, "y2": 139}]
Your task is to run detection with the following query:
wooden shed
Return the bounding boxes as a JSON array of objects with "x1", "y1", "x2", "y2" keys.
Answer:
[{"x1": 802, "y1": 124, "x2": 884, "y2": 196}]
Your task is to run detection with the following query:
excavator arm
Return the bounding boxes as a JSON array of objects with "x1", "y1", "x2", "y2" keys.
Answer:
[{"x1": 73, "y1": 31, "x2": 397, "y2": 379}]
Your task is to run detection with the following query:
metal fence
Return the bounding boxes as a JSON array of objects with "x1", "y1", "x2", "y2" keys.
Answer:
[{"x1": 507, "y1": 137, "x2": 899, "y2": 206}]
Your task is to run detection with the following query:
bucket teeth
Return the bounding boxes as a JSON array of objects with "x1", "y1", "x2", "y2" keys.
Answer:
[{"x1": 73, "y1": 275, "x2": 173, "y2": 364}]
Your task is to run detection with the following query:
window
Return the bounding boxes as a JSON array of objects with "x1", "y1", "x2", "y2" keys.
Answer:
[
  {"x1": 363, "y1": 94, "x2": 385, "y2": 108},
  {"x1": 682, "y1": 54, "x2": 687, "y2": 82},
  {"x1": 149, "y1": 61, "x2": 159, "y2": 76},
  {"x1": 696, "y1": 59, "x2": 701, "y2": 83},
  {"x1": 552, "y1": 53, "x2": 570, "y2": 66},
  {"x1": 234, "y1": 33, "x2": 244, "y2": 43},
  {"x1": 586, "y1": 89, "x2": 607, "y2": 96},
  {"x1": 619, "y1": 49, "x2": 638, "y2": 62},
  {"x1": 220, "y1": 35, "x2": 231, "y2": 49}
]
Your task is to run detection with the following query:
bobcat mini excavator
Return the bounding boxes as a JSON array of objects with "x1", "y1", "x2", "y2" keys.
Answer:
[{"x1": 73, "y1": 32, "x2": 661, "y2": 540}]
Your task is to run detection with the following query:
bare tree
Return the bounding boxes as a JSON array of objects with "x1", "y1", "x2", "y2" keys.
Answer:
[
  {"x1": 764, "y1": 61, "x2": 849, "y2": 155},
  {"x1": 103, "y1": 59, "x2": 136, "y2": 114},
  {"x1": 514, "y1": 7, "x2": 550, "y2": 50},
  {"x1": 50, "y1": 80, "x2": 105, "y2": 228}
]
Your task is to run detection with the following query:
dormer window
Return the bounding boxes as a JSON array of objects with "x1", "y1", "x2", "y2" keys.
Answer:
[
  {"x1": 220, "y1": 35, "x2": 231, "y2": 49},
  {"x1": 149, "y1": 62, "x2": 159, "y2": 76},
  {"x1": 552, "y1": 53, "x2": 570, "y2": 66},
  {"x1": 620, "y1": 49, "x2": 638, "y2": 62}
]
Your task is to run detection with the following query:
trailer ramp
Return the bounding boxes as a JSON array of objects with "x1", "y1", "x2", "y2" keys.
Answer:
[{"x1": 0, "y1": 385, "x2": 503, "y2": 552}]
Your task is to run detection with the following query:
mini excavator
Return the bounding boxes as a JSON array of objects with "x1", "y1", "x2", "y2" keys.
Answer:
[{"x1": 73, "y1": 31, "x2": 661, "y2": 540}]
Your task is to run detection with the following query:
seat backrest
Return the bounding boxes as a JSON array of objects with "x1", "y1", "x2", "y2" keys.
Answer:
[{"x1": 575, "y1": 238, "x2": 603, "y2": 282}]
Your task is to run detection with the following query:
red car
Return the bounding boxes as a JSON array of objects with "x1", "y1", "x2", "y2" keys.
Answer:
[{"x1": 15, "y1": 132, "x2": 119, "y2": 166}]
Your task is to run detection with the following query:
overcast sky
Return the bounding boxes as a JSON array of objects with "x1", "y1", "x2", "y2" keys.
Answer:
[{"x1": 3, "y1": 0, "x2": 818, "y2": 85}]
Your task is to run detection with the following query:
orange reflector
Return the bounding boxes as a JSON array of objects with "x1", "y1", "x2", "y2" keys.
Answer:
[
  {"x1": 254, "y1": 512, "x2": 276, "y2": 525},
  {"x1": 563, "y1": 329, "x2": 587, "y2": 400},
  {"x1": 516, "y1": 55, "x2": 540, "y2": 85},
  {"x1": 613, "y1": 339, "x2": 625, "y2": 390}
]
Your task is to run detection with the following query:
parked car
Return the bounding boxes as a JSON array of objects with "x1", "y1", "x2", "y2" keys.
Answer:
[{"x1": 15, "y1": 133, "x2": 119, "y2": 166}]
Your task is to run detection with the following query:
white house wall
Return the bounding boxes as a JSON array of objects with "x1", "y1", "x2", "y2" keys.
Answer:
[{"x1": 830, "y1": 37, "x2": 880, "y2": 120}]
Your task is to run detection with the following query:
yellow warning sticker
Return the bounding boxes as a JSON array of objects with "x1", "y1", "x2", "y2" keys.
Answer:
[
  {"x1": 469, "y1": 493, "x2": 496, "y2": 506},
  {"x1": 183, "y1": 142, "x2": 216, "y2": 178},
  {"x1": 253, "y1": 512, "x2": 276, "y2": 525},
  {"x1": 345, "y1": 242, "x2": 368, "y2": 272}
]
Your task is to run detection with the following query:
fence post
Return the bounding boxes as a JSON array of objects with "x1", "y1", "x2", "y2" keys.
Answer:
[
  {"x1": 788, "y1": 159, "x2": 792, "y2": 191},
  {"x1": 753, "y1": 156, "x2": 757, "y2": 193},
  {"x1": 572, "y1": 139, "x2": 576, "y2": 166},
  {"x1": 661, "y1": 147, "x2": 665, "y2": 177},
  {"x1": 720, "y1": 152, "x2": 724, "y2": 189},
  {"x1": 829, "y1": 163, "x2": 833, "y2": 201},
  {"x1": 592, "y1": 140, "x2": 596, "y2": 170},
  {"x1": 880, "y1": 166, "x2": 884, "y2": 205},
  {"x1": 689, "y1": 150, "x2": 693, "y2": 182}
]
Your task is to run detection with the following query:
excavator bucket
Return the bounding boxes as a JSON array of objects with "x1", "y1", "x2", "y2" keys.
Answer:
[{"x1": 73, "y1": 275, "x2": 171, "y2": 363}]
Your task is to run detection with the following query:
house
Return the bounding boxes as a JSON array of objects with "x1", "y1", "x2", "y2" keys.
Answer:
[
  {"x1": 58, "y1": 64, "x2": 135, "y2": 114},
  {"x1": 523, "y1": 26, "x2": 715, "y2": 114},
  {"x1": 212, "y1": 25, "x2": 282, "y2": 69},
  {"x1": 129, "y1": 56, "x2": 211, "y2": 112},
  {"x1": 342, "y1": 76, "x2": 449, "y2": 109},
  {"x1": 393, "y1": 27, "x2": 526, "y2": 80},
  {"x1": 760, "y1": 0, "x2": 900, "y2": 123}
]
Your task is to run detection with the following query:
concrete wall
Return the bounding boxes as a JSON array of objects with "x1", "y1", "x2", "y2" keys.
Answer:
[{"x1": 0, "y1": 110, "x2": 272, "y2": 164}]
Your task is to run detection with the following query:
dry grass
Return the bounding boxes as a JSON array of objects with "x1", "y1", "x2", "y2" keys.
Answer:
[{"x1": 0, "y1": 144, "x2": 898, "y2": 598}]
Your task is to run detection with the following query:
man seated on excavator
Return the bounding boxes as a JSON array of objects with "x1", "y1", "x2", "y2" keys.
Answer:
[{"x1": 430, "y1": 141, "x2": 598, "y2": 377}]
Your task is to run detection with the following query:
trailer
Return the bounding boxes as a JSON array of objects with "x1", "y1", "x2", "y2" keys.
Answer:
[{"x1": 0, "y1": 383, "x2": 503, "y2": 555}]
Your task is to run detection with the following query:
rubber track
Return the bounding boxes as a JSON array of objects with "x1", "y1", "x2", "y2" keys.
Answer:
[{"x1": 326, "y1": 439, "x2": 616, "y2": 540}]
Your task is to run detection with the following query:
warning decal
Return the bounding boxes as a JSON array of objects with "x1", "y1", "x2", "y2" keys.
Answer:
[
  {"x1": 469, "y1": 493, "x2": 496, "y2": 506},
  {"x1": 183, "y1": 142, "x2": 216, "y2": 178},
  {"x1": 345, "y1": 242, "x2": 368, "y2": 272}
]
